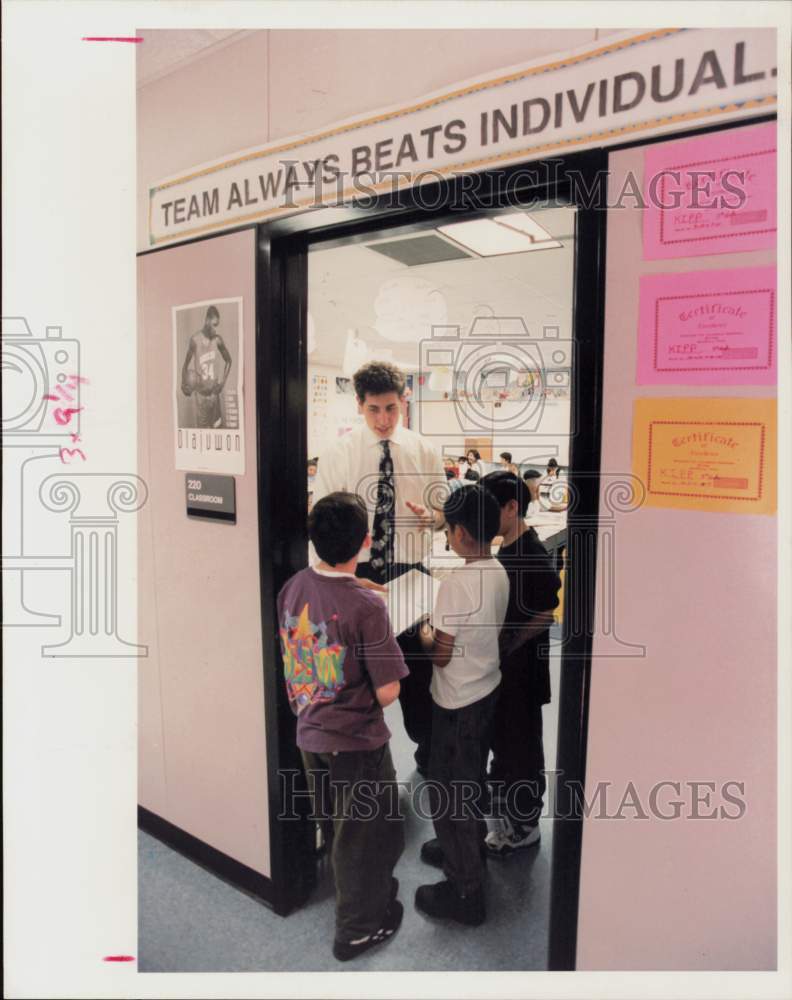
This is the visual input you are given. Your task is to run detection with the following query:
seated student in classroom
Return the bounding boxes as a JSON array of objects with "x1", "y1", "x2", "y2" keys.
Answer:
[
  {"x1": 498, "y1": 451, "x2": 519, "y2": 476},
  {"x1": 416, "y1": 485, "x2": 509, "y2": 926},
  {"x1": 443, "y1": 455, "x2": 460, "y2": 481},
  {"x1": 445, "y1": 467, "x2": 464, "y2": 493},
  {"x1": 538, "y1": 458, "x2": 569, "y2": 508},
  {"x1": 277, "y1": 492, "x2": 408, "y2": 961},
  {"x1": 526, "y1": 467, "x2": 567, "y2": 514},
  {"x1": 463, "y1": 448, "x2": 484, "y2": 479},
  {"x1": 480, "y1": 470, "x2": 561, "y2": 855},
  {"x1": 522, "y1": 469, "x2": 543, "y2": 515}
]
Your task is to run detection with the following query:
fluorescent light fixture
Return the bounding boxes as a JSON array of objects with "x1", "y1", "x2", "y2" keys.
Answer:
[{"x1": 437, "y1": 213, "x2": 562, "y2": 257}]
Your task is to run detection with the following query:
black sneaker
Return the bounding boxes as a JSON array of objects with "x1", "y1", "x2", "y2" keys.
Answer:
[
  {"x1": 415, "y1": 879, "x2": 485, "y2": 926},
  {"x1": 420, "y1": 838, "x2": 487, "y2": 869},
  {"x1": 332, "y1": 899, "x2": 404, "y2": 962}
]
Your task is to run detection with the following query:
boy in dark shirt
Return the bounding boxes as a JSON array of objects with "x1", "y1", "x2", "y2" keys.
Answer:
[
  {"x1": 480, "y1": 471, "x2": 562, "y2": 855},
  {"x1": 277, "y1": 492, "x2": 409, "y2": 961}
]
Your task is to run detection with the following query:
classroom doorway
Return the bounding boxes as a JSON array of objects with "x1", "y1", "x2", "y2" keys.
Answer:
[
  {"x1": 264, "y1": 153, "x2": 606, "y2": 966},
  {"x1": 303, "y1": 201, "x2": 578, "y2": 969}
]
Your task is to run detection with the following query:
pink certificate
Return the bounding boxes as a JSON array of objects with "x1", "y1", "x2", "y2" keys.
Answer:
[
  {"x1": 643, "y1": 123, "x2": 776, "y2": 259},
  {"x1": 637, "y1": 267, "x2": 776, "y2": 386}
]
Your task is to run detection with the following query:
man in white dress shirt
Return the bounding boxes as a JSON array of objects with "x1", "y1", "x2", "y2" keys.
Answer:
[{"x1": 312, "y1": 361, "x2": 447, "y2": 773}]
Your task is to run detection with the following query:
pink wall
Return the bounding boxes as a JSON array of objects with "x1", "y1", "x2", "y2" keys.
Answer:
[
  {"x1": 138, "y1": 229, "x2": 270, "y2": 877},
  {"x1": 137, "y1": 28, "x2": 619, "y2": 250},
  {"x1": 576, "y1": 124, "x2": 777, "y2": 970}
]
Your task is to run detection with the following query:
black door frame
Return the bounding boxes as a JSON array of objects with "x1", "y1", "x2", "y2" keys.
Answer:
[{"x1": 257, "y1": 147, "x2": 609, "y2": 953}]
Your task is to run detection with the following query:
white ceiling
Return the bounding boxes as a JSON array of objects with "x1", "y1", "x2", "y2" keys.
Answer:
[
  {"x1": 307, "y1": 205, "x2": 576, "y2": 371},
  {"x1": 136, "y1": 29, "x2": 248, "y2": 88}
]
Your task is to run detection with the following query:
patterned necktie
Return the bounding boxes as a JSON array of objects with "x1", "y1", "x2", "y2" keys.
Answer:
[{"x1": 369, "y1": 440, "x2": 395, "y2": 580}]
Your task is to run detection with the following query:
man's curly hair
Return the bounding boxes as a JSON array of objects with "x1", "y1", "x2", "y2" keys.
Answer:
[{"x1": 353, "y1": 361, "x2": 406, "y2": 402}]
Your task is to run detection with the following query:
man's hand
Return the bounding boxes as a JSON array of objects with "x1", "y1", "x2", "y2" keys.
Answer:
[
  {"x1": 405, "y1": 500, "x2": 439, "y2": 530},
  {"x1": 354, "y1": 577, "x2": 388, "y2": 595}
]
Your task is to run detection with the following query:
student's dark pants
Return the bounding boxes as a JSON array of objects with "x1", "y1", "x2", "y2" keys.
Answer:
[
  {"x1": 428, "y1": 686, "x2": 499, "y2": 896},
  {"x1": 487, "y1": 660, "x2": 547, "y2": 829},
  {"x1": 301, "y1": 744, "x2": 404, "y2": 943},
  {"x1": 356, "y1": 560, "x2": 434, "y2": 771}
]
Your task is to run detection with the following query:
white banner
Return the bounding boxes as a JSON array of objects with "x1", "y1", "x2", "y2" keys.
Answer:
[{"x1": 149, "y1": 27, "x2": 777, "y2": 246}]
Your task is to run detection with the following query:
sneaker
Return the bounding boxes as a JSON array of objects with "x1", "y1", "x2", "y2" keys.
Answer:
[
  {"x1": 420, "y1": 838, "x2": 487, "y2": 869},
  {"x1": 485, "y1": 822, "x2": 541, "y2": 857},
  {"x1": 415, "y1": 879, "x2": 486, "y2": 926},
  {"x1": 332, "y1": 899, "x2": 404, "y2": 962}
]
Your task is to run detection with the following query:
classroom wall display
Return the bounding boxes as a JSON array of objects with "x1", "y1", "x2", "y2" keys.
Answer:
[
  {"x1": 309, "y1": 371, "x2": 329, "y2": 431},
  {"x1": 632, "y1": 396, "x2": 776, "y2": 514},
  {"x1": 643, "y1": 121, "x2": 776, "y2": 259},
  {"x1": 637, "y1": 266, "x2": 776, "y2": 385},
  {"x1": 172, "y1": 297, "x2": 245, "y2": 475},
  {"x1": 307, "y1": 365, "x2": 361, "y2": 458}
]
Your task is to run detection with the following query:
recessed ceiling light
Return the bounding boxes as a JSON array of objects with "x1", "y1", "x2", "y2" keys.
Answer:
[
  {"x1": 365, "y1": 232, "x2": 474, "y2": 266},
  {"x1": 437, "y1": 213, "x2": 562, "y2": 257}
]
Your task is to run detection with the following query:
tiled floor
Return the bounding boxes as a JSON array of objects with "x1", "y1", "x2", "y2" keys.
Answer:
[{"x1": 138, "y1": 637, "x2": 561, "y2": 972}]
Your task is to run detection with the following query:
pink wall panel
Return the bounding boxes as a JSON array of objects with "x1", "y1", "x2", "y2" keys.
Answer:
[
  {"x1": 137, "y1": 261, "x2": 168, "y2": 818},
  {"x1": 137, "y1": 229, "x2": 270, "y2": 877},
  {"x1": 576, "y1": 126, "x2": 777, "y2": 970}
]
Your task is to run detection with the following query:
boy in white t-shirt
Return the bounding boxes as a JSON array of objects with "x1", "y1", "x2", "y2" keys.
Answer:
[{"x1": 415, "y1": 485, "x2": 509, "y2": 926}]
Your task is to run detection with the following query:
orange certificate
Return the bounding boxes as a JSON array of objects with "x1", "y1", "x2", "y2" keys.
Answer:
[{"x1": 632, "y1": 397, "x2": 776, "y2": 514}]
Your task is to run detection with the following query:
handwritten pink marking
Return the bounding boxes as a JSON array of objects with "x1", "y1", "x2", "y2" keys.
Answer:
[
  {"x1": 83, "y1": 37, "x2": 142, "y2": 43},
  {"x1": 53, "y1": 406, "x2": 82, "y2": 426},
  {"x1": 59, "y1": 447, "x2": 86, "y2": 464},
  {"x1": 102, "y1": 955, "x2": 136, "y2": 962}
]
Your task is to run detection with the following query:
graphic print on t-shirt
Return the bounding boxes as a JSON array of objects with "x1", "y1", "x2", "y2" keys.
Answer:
[{"x1": 279, "y1": 602, "x2": 347, "y2": 711}]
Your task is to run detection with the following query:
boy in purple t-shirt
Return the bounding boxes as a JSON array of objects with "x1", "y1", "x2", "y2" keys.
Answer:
[{"x1": 277, "y1": 491, "x2": 408, "y2": 962}]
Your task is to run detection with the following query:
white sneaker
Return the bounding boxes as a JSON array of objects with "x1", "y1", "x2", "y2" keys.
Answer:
[{"x1": 485, "y1": 822, "x2": 541, "y2": 857}]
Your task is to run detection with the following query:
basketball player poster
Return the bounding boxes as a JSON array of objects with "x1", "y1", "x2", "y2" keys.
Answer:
[{"x1": 172, "y1": 297, "x2": 245, "y2": 475}]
